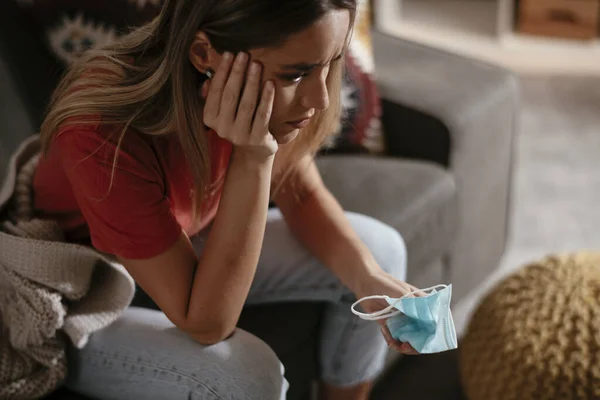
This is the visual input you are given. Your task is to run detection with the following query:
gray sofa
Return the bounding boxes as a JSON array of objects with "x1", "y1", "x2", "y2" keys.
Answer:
[{"x1": 0, "y1": 1, "x2": 518, "y2": 398}]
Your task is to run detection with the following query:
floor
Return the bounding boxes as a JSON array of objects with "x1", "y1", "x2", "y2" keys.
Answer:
[
  {"x1": 453, "y1": 74, "x2": 600, "y2": 337},
  {"x1": 373, "y1": 74, "x2": 600, "y2": 399}
]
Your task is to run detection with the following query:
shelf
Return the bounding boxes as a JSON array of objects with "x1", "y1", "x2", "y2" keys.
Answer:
[
  {"x1": 399, "y1": 0, "x2": 499, "y2": 39},
  {"x1": 375, "y1": 0, "x2": 600, "y2": 75}
]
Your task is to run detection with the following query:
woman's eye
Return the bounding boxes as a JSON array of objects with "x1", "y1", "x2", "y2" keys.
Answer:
[{"x1": 279, "y1": 73, "x2": 309, "y2": 83}]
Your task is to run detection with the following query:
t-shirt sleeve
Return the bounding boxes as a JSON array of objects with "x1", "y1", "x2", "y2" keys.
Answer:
[{"x1": 55, "y1": 127, "x2": 182, "y2": 259}]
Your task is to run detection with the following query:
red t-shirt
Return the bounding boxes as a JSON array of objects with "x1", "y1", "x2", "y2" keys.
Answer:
[{"x1": 33, "y1": 122, "x2": 232, "y2": 259}]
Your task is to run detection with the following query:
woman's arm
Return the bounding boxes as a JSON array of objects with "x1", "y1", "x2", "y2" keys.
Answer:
[
  {"x1": 120, "y1": 151, "x2": 274, "y2": 345},
  {"x1": 274, "y1": 155, "x2": 421, "y2": 356},
  {"x1": 118, "y1": 53, "x2": 278, "y2": 345},
  {"x1": 273, "y1": 155, "x2": 380, "y2": 294}
]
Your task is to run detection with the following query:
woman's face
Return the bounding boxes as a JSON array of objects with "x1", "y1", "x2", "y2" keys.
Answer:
[{"x1": 199, "y1": 10, "x2": 351, "y2": 145}]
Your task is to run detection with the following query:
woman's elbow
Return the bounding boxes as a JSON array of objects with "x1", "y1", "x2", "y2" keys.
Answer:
[
  {"x1": 167, "y1": 304, "x2": 237, "y2": 345},
  {"x1": 158, "y1": 312, "x2": 229, "y2": 345},
  {"x1": 186, "y1": 326, "x2": 235, "y2": 345},
  {"x1": 177, "y1": 314, "x2": 236, "y2": 345}
]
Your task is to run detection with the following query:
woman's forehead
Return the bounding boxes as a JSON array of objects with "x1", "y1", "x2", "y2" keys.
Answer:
[{"x1": 253, "y1": 10, "x2": 350, "y2": 67}]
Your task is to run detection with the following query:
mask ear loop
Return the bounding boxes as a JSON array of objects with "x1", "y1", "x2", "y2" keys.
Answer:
[
  {"x1": 412, "y1": 284, "x2": 448, "y2": 297},
  {"x1": 350, "y1": 284, "x2": 450, "y2": 321},
  {"x1": 350, "y1": 295, "x2": 402, "y2": 321}
]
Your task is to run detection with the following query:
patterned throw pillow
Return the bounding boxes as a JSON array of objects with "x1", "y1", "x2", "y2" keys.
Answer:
[
  {"x1": 15, "y1": 0, "x2": 162, "y2": 64},
  {"x1": 328, "y1": 0, "x2": 385, "y2": 154},
  {"x1": 14, "y1": 0, "x2": 384, "y2": 154}
]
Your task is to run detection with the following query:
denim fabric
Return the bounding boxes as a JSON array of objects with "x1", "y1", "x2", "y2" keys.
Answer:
[{"x1": 65, "y1": 210, "x2": 407, "y2": 399}]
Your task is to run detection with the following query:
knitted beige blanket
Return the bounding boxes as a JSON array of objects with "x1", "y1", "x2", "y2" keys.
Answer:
[{"x1": 0, "y1": 135, "x2": 135, "y2": 399}]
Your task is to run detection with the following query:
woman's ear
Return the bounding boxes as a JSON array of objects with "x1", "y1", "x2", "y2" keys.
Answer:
[{"x1": 189, "y1": 31, "x2": 220, "y2": 75}]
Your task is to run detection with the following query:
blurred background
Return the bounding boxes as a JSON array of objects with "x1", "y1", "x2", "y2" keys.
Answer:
[
  {"x1": 373, "y1": 0, "x2": 600, "y2": 338},
  {"x1": 374, "y1": 1, "x2": 600, "y2": 399}
]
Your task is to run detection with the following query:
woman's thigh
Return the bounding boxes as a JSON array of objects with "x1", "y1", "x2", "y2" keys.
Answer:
[
  {"x1": 66, "y1": 307, "x2": 288, "y2": 400},
  {"x1": 231, "y1": 209, "x2": 407, "y2": 386},
  {"x1": 223, "y1": 209, "x2": 407, "y2": 305}
]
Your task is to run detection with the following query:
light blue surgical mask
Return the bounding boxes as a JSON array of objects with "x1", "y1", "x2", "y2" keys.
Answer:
[{"x1": 351, "y1": 284, "x2": 458, "y2": 354}]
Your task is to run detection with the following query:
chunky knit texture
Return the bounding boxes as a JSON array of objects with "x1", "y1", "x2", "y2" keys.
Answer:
[
  {"x1": 459, "y1": 252, "x2": 600, "y2": 400},
  {"x1": 0, "y1": 135, "x2": 135, "y2": 400}
]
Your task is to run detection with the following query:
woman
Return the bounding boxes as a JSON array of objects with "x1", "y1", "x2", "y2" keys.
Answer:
[{"x1": 34, "y1": 0, "x2": 420, "y2": 399}]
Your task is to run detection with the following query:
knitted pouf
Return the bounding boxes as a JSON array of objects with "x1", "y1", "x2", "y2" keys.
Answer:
[{"x1": 459, "y1": 252, "x2": 600, "y2": 400}]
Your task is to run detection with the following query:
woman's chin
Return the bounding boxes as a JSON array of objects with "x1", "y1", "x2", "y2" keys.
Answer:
[{"x1": 274, "y1": 128, "x2": 299, "y2": 145}]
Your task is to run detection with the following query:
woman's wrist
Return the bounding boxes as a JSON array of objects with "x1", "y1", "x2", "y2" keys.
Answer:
[
  {"x1": 231, "y1": 147, "x2": 275, "y2": 169},
  {"x1": 345, "y1": 259, "x2": 384, "y2": 296}
]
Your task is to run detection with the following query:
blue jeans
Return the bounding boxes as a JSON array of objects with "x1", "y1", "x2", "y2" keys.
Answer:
[{"x1": 65, "y1": 210, "x2": 407, "y2": 400}]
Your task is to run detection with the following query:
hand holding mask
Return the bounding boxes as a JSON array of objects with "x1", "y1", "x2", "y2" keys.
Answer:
[{"x1": 351, "y1": 284, "x2": 458, "y2": 354}]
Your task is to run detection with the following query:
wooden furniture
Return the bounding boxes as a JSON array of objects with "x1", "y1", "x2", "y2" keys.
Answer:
[
  {"x1": 374, "y1": 0, "x2": 600, "y2": 75},
  {"x1": 517, "y1": 0, "x2": 600, "y2": 40}
]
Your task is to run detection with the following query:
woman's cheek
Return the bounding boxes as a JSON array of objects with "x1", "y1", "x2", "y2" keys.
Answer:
[{"x1": 271, "y1": 84, "x2": 297, "y2": 123}]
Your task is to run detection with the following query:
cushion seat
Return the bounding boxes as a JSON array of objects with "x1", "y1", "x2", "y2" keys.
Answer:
[{"x1": 316, "y1": 155, "x2": 457, "y2": 284}]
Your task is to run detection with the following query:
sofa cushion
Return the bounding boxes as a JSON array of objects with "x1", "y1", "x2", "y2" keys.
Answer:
[
  {"x1": 316, "y1": 155, "x2": 457, "y2": 285},
  {"x1": 0, "y1": 55, "x2": 36, "y2": 181}
]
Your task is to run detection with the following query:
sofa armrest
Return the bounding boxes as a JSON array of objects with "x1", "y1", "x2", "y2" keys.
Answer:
[
  {"x1": 380, "y1": 98, "x2": 451, "y2": 166},
  {"x1": 372, "y1": 31, "x2": 519, "y2": 301},
  {"x1": 0, "y1": 0, "x2": 63, "y2": 129},
  {"x1": 0, "y1": 1, "x2": 63, "y2": 180}
]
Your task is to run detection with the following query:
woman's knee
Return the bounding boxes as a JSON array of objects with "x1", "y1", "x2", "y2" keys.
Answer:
[
  {"x1": 182, "y1": 329, "x2": 287, "y2": 400},
  {"x1": 348, "y1": 212, "x2": 407, "y2": 281},
  {"x1": 216, "y1": 329, "x2": 288, "y2": 400},
  {"x1": 66, "y1": 309, "x2": 287, "y2": 400}
]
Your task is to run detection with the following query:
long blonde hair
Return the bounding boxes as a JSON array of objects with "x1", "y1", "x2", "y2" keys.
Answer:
[{"x1": 40, "y1": 0, "x2": 356, "y2": 208}]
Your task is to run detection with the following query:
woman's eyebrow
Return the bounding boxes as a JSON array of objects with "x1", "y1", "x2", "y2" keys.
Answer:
[{"x1": 280, "y1": 52, "x2": 344, "y2": 71}]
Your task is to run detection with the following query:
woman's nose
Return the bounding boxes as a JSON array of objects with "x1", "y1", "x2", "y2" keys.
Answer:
[{"x1": 300, "y1": 75, "x2": 329, "y2": 111}]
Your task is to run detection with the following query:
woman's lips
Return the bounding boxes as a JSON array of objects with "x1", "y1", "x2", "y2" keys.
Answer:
[{"x1": 286, "y1": 117, "x2": 311, "y2": 129}]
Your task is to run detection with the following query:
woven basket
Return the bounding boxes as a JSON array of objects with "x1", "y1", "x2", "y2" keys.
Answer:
[{"x1": 459, "y1": 252, "x2": 600, "y2": 400}]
